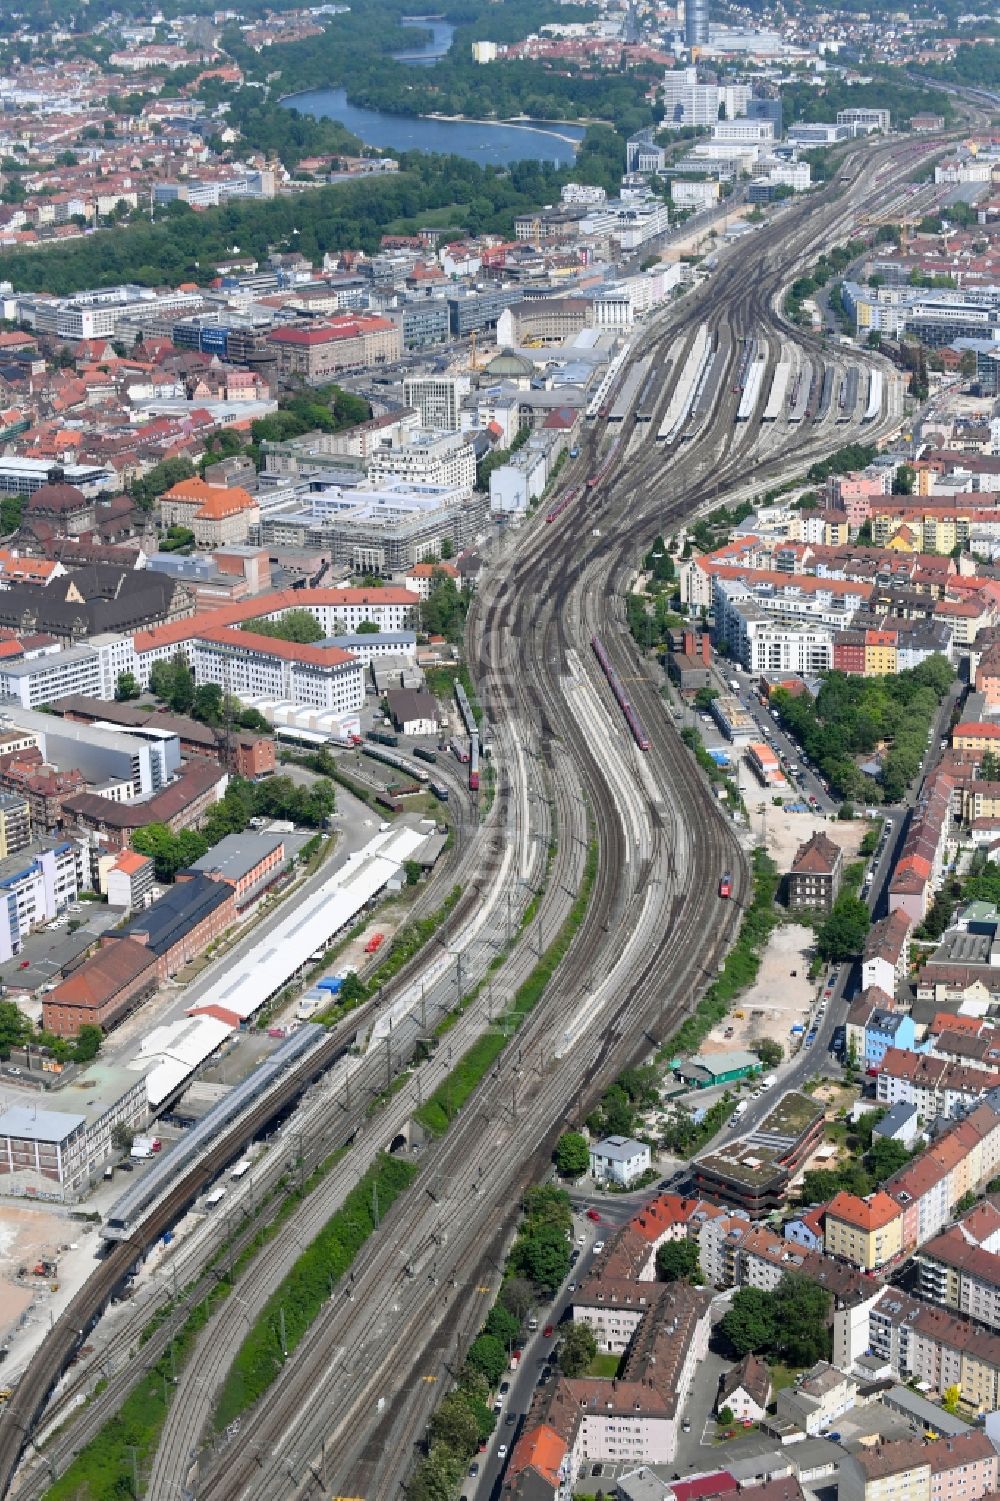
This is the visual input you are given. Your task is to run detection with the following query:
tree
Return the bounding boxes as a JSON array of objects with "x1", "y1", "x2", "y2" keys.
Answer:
[
  {"x1": 500, "y1": 1276, "x2": 535, "y2": 1324},
  {"x1": 0, "y1": 1000, "x2": 31, "y2": 1057},
  {"x1": 403, "y1": 859, "x2": 422, "y2": 887},
  {"x1": 466, "y1": 1333, "x2": 507, "y2": 1387},
  {"x1": 111, "y1": 1122, "x2": 134, "y2": 1154},
  {"x1": 554, "y1": 1131, "x2": 590, "y2": 1179},
  {"x1": 115, "y1": 671, "x2": 140, "y2": 701},
  {"x1": 981, "y1": 749, "x2": 1000, "y2": 782},
  {"x1": 338, "y1": 972, "x2": 366, "y2": 1007},
  {"x1": 484, "y1": 1303, "x2": 520, "y2": 1347},
  {"x1": 149, "y1": 652, "x2": 196, "y2": 715},
  {"x1": 73, "y1": 1024, "x2": 102, "y2": 1063},
  {"x1": 439, "y1": 537, "x2": 455, "y2": 560},
  {"x1": 942, "y1": 1384, "x2": 962, "y2": 1414},
  {"x1": 868, "y1": 1136, "x2": 910, "y2": 1180},
  {"x1": 192, "y1": 683, "x2": 225, "y2": 726},
  {"x1": 719, "y1": 1406, "x2": 735, "y2": 1426},
  {"x1": 721, "y1": 1287, "x2": 775, "y2": 1356},
  {"x1": 429, "y1": 1391, "x2": 480, "y2": 1455},
  {"x1": 241, "y1": 608, "x2": 324, "y2": 644},
  {"x1": 817, "y1": 894, "x2": 871, "y2": 963},
  {"x1": 356, "y1": 619, "x2": 380, "y2": 634},
  {"x1": 131, "y1": 456, "x2": 195, "y2": 510},
  {"x1": 753, "y1": 1038, "x2": 783, "y2": 1068},
  {"x1": 655, "y1": 1239, "x2": 701, "y2": 1284},
  {"x1": 771, "y1": 1273, "x2": 832, "y2": 1366},
  {"x1": 509, "y1": 1222, "x2": 570, "y2": 1292},
  {"x1": 558, "y1": 1322, "x2": 597, "y2": 1378},
  {"x1": 421, "y1": 573, "x2": 469, "y2": 643},
  {"x1": 892, "y1": 463, "x2": 916, "y2": 496}
]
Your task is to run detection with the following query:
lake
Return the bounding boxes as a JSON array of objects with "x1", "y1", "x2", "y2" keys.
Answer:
[{"x1": 286, "y1": 87, "x2": 584, "y2": 166}]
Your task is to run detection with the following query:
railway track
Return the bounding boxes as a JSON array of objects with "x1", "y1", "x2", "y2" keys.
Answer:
[{"x1": 2, "y1": 128, "x2": 950, "y2": 1501}]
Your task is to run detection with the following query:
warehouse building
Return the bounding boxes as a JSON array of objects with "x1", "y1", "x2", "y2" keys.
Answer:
[
  {"x1": 108, "y1": 871, "x2": 235, "y2": 979},
  {"x1": 0, "y1": 1064, "x2": 148, "y2": 1199},
  {"x1": 42, "y1": 938, "x2": 158, "y2": 1037},
  {"x1": 189, "y1": 832, "x2": 287, "y2": 910},
  {"x1": 0, "y1": 706, "x2": 178, "y2": 798}
]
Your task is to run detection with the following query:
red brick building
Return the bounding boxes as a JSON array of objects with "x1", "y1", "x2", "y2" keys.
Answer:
[
  {"x1": 42, "y1": 939, "x2": 158, "y2": 1037},
  {"x1": 63, "y1": 758, "x2": 226, "y2": 850},
  {"x1": 105, "y1": 871, "x2": 235, "y2": 979},
  {"x1": 233, "y1": 734, "x2": 276, "y2": 779}
]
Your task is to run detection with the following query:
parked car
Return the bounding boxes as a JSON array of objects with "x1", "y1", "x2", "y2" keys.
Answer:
[
  {"x1": 543, "y1": 1324, "x2": 555, "y2": 1338},
  {"x1": 586, "y1": 1208, "x2": 601, "y2": 1222}
]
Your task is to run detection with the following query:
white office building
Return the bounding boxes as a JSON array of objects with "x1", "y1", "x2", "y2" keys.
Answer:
[
  {"x1": 402, "y1": 377, "x2": 470, "y2": 433},
  {"x1": 367, "y1": 430, "x2": 476, "y2": 492},
  {"x1": 662, "y1": 67, "x2": 750, "y2": 128},
  {"x1": 0, "y1": 840, "x2": 83, "y2": 961},
  {"x1": 191, "y1": 633, "x2": 365, "y2": 716},
  {"x1": 0, "y1": 645, "x2": 104, "y2": 709},
  {"x1": 837, "y1": 108, "x2": 890, "y2": 134}
]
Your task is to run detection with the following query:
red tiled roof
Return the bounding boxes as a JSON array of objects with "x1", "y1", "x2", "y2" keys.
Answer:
[{"x1": 132, "y1": 586, "x2": 418, "y2": 655}]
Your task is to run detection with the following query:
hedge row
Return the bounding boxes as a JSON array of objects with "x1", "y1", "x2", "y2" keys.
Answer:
[
  {"x1": 212, "y1": 1153, "x2": 418, "y2": 1430},
  {"x1": 45, "y1": 1274, "x2": 231, "y2": 1501},
  {"x1": 415, "y1": 841, "x2": 598, "y2": 1136}
]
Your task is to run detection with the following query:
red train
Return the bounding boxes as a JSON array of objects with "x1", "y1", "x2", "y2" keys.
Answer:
[
  {"x1": 586, "y1": 438, "x2": 620, "y2": 491},
  {"x1": 545, "y1": 487, "x2": 580, "y2": 524},
  {"x1": 591, "y1": 635, "x2": 651, "y2": 751}
]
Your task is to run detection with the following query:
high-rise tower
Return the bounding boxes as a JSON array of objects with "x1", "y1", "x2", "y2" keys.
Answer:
[{"x1": 685, "y1": 0, "x2": 710, "y2": 48}]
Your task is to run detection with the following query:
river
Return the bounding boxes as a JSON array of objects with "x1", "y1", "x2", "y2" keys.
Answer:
[
  {"x1": 392, "y1": 17, "x2": 454, "y2": 65},
  {"x1": 286, "y1": 14, "x2": 584, "y2": 166},
  {"x1": 286, "y1": 87, "x2": 584, "y2": 166}
]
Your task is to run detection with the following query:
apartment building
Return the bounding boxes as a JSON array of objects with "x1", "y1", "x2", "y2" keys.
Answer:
[
  {"x1": 787, "y1": 831, "x2": 843, "y2": 913},
  {"x1": 696, "y1": 1212, "x2": 877, "y2": 1371},
  {"x1": 524, "y1": 1284, "x2": 710, "y2": 1471},
  {"x1": 888, "y1": 768, "x2": 955, "y2": 922},
  {"x1": 863, "y1": 910, "x2": 913, "y2": 997},
  {"x1": 839, "y1": 1433, "x2": 997, "y2": 1501},
  {"x1": 882, "y1": 1103, "x2": 1000, "y2": 1254},
  {"x1": 571, "y1": 1277, "x2": 661, "y2": 1355},
  {"x1": 0, "y1": 791, "x2": 31, "y2": 858},
  {"x1": 402, "y1": 377, "x2": 468, "y2": 432},
  {"x1": 367, "y1": 429, "x2": 477, "y2": 493},
  {"x1": 824, "y1": 1190, "x2": 903, "y2": 1271},
  {"x1": 876, "y1": 1049, "x2": 1000, "y2": 1121},
  {"x1": 0, "y1": 840, "x2": 82, "y2": 961},
  {"x1": 918, "y1": 1201, "x2": 1000, "y2": 1331}
]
